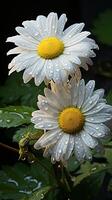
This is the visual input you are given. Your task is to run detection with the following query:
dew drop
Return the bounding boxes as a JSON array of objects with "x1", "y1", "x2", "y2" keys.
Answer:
[
  {"x1": 51, "y1": 157, "x2": 55, "y2": 163},
  {"x1": 98, "y1": 133, "x2": 102, "y2": 136},
  {"x1": 65, "y1": 141, "x2": 68, "y2": 145},
  {"x1": 29, "y1": 160, "x2": 35, "y2": 164},
  {"x1": 96, "y1": 127, "x2": 99, "y2": 130},
  {"x1": 59, "y1": 149, "x2": 62, "y2": 153},
  {"x1": 0, "y1": 110, "x2": 3, "y2": 114},
  {"x1": 50, "y1": 70, "x2": 53, "y2": 74},
  {"x1": 45, "y1": 107, "x2": 48, "y2": 111},
  {"x1": 91, "y1": 167, "x2": 96, "y2": 172},
  {"x1": 35, "y1": 33, "x2": 38, "y2": 36},
  {"x1": 0, "y1": 119, "x2": 3, "y2": 123},
  {"x1": 48, "y1": 65, "x2": 52, "y2": 69},
  {"x1": 89, "y1": 100, "x2": 93, "y2": 104},
  {"x1": 48, "y1": 124, "x2": 52, "y2": 127},
  {"x1": 6, "y1": 119, "x2": 11, "y2": 123},
  {"x1": 40, "y1": 193, "x2": 44, "y2": 199}
]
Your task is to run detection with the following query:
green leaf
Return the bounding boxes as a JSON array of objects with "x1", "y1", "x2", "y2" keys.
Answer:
[
  {"x1": 0, "y1": 161, "x2": 56, "y2": 200},
  {"x1": 92, "y1": 9, "x2": 112, "y2": 45},
  {"x1": 71, "y1": 171, "x2": 105, "y2": 200},
  {"x1": 72, "y1": 161, "x2": 108, "y2": 187},
  {"x1": 29, "y1": 186, "x2": 51, "y2": 200},
  {"x1": 0, "y1": 73, "x2": 45, "y2": 107},
  {"x1": 106, "y1": 90, "x2": 112, "y2": 105},
  {"x1": 0, "y1": 106, "x2": 34, "y2": 128},
  {"x1": 13, "y1": 125, "x2": 42, "y2": 143},
  {"x1": 105, "y1": 146, "x2": 112, "y2": 165},
  {"x1": 66, "y1": 156, "x2": 80, "y2": 172}
]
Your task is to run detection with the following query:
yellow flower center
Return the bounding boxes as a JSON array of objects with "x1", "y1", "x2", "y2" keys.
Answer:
[
  {"x1": 37, "y1": 37, "x2": 64, "y2": 59},
  {"x1": 58, "y1": 107, "x2": 85, "y2": 134}
]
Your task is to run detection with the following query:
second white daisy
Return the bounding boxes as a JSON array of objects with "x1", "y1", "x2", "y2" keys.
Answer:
[
  {"x1": 7, "y1": 12, "x2": 98, "y2": 86},
  {"x1": 31, "y1": 78, "x2": 112, "y2": 163}
]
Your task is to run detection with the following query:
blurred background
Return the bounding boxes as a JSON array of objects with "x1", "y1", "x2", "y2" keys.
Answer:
[{"x1": 0, "y1": 0, "x2": 112, "y2": 90}]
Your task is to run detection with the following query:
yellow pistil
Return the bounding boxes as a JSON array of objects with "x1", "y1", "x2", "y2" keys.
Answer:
[
  {"x1": 37, "y1": 37, "x2": 64, "y2": 59},
  {"x1": 58, "y1": 107, "x2": 85, "y2": 134}
]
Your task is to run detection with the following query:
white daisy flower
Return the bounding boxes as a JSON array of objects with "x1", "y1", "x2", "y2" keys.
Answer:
[
  {"x1": 31, "y1": 79, "x2": 112, "y2": 163},
  {"x1": 6, "y1": 12, "x2": 98, "y2": 86}
]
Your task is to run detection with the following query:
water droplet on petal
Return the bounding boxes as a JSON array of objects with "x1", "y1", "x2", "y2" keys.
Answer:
[
  {"x1": 35, "y1": 33, "x2": 38, "y2": 36},
  {"x1": 68, "y1": 35, "x2": 71, "y2": 38},
  {"x1": 59, "y1": 149, "x2": 62, "y2": 153},
  {"x1": 48, "y1": 124, "x2": 52, "y2": 127},
  {"x1": 96, "y1": 127, "x2": 99, "y2": 130},
  {"x1": 51, "y1": 157, "x2": 55, "y2": 163}
]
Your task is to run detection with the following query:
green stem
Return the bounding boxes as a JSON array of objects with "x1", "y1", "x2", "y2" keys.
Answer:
[
  {"x1": 0, "y1": 142, "x2": 19, "y2": 153},
  {"x1": 61, "y1": 162, "x2": 71, "y2": 193}
]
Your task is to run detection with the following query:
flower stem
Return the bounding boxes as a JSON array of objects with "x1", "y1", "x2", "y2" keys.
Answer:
[{"x1": 0, "y1": 142, "x2": 19, "y2": 153}]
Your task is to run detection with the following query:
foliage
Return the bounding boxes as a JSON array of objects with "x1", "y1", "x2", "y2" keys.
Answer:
[
  {"x1": 0, "y1": 106, "x2": 34, "y2": 128},
  {"x1": 0, "y1": 161, "x2": 56, "y2": 200},
  {"x1": 92, "y1": 9, "x2": 112, "y2": 45},
  {"x1": 0, "y1": 73, "x2": 45, "y2": 108}
]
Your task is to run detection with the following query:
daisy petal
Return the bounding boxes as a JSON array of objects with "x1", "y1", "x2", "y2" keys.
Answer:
[
  {"x1": 57, "y1": 14, "x2": 67, "y2": 36},
  {"x1": 46, "y1": 12, "x2": 58, "y2": 36},
  {"x1": 64, "y1": 135, "x2": 74, "y2": 160},
  {"x1": 77, "y1": 79, "x2": 85, "y2": 108},
  {"x1": 84, "y1": 80, "x2": 95, "y2": 100},
  {"x1": 36, "y1": 15, "x2": 47, "y2": 37},
  {"x1": 82, "y1": 94, "x2": 99, "y2": 113},
  {"x1": 64, "y1": 31, "x2": 91, "y2": 46},
  {"x1": 74, "y1": 135, "x2": 86, "y2": 161},
  {"x1": 81, "y1": 131, "x2": 98, "y2": 148},
  {"x1": 7, "y1": 47, "x2": 23, "y2": 55},
  {"x1": 84, "y1": 122, "x2": 110, "y2": 138},
  {"x1": 52, "y1": 134, "x2": 69, "y2": 161},
  {"x1": 34, "y1": 128, "x2": 61, "y2": 149},
  {"x1": 63, "y1": 23, "x2": 85, "y2": 40},
  {"x1": 86, "y1": 113, "x2": 112, "y2": 123}
]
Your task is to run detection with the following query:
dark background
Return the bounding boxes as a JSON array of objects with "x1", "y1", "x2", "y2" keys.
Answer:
[{"x1": 0, "y1": 0, "x2": 112, "y2": 87}]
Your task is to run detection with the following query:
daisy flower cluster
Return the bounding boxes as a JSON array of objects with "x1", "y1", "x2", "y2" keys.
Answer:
[{"x1": 7, "y1": 12, "x2": 112, "y2": 163}]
